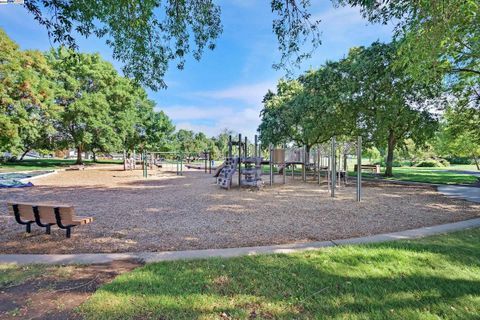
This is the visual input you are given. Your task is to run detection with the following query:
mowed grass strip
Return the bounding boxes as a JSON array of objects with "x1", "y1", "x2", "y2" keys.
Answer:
[
  {"x1": 0, "y1": 158, "x2": 123, "y2": 172},
  {"x1": 375, "y1": 167, "x2": 479, "y2": 185},
  {"x1": 79, "y1": 228, "x2": 480, "y2": 319},
  {"x1": 346, "y1": 166, "x2": 479, "y2": 185}
]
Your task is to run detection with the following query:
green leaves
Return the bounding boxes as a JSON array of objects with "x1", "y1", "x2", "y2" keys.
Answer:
[
  {"x1": 0, "y1": 28, "x2": 57, "y2": 155},
  {"x1": 22, "y1": 1, "x2": 324, "y2": 89},
  {"x1": 271, "y1": 0, "x2": 322, "y2": 72},
  {"x1": 0, "y1": 30, "x2": 193, "y2": 163},
  {"x1": 258, "y1": 41, "x2": 441, "y2": 176},
  {"x1": 24, "y1": 0, "x2": 223, "y2": 91},
  {"x1": 336, "y1": 0, "x2": 480, "y2": 110}
]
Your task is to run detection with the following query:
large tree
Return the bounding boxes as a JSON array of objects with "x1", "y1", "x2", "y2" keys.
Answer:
[
  {"x1": 0, "y1": 28, "x2": 58, "y2": 157},
  {"x1": 259, "y1": 62, "x2": 356, "y2": 156},
  {"x1": 436, "y1": 105, "x2": 480, "y2": 170},
  {"x1": 259, "y1": 42, "x2": 441, "y2": 177},
  {"x1": 337, "y1": 0, "x2": 480, "y2": 107},
  {"x1": 46, "y1": 48, "x2": 123, "y2": 164},
  {"x1": 22, "y1": 0, "x2": 321, "y2": 90},
  {"x1": 344, "y1": 42, "x2": 440, "y2": 176},
  {"x1": 174, "y1": 129, "x2": 196, "y2": 156}
]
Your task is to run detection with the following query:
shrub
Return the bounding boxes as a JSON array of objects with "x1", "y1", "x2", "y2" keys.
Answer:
[
  {"x1": 438, "y1": 159, "x2": 450, "y2": 167},
  {"x1": 376, "y1": 160, "x2": 403, "y2": 167},
  {"x1": 445, "y1": 157, "x2": 472, "y2": 165},
  {"x1": 415, "y1": 159, "x2": 443, "y2": 167}
]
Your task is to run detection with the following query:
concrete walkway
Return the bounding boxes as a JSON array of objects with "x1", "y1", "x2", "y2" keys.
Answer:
[
  {"x1": 2, "y1": 218, "x2": 480, "y2": 265},
  {"x1": 437, "y1": 185, "x2": 480, "y2": 203}
]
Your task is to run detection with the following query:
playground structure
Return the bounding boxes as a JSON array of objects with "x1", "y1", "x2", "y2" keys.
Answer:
[
  {"x1": 121, "y1": 134, "x2": 363, "y2": 201},
  {"x1": 216, "y1": 134, "x2": 263, "y2": 189},
  {"x1": 123, "y1": 150, "x2": 212, "y2": 178},
  {"x1": 266, "y1": 136, "x2": 363, "y2": 201},
  {"x1": 215, "y1": 134, "x2": 363, "y2": 201}
]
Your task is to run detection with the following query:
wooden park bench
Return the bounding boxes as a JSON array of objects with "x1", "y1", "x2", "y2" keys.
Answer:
[
  {"x1": 66, "y1": 164, "x2": 85, "y2": 171},
  {"x1": 354, "y1": 164, "x2": 381, "y2": 174},
  {"x1": 7, "y1": 202, "x2": 93, "y2": 238}
]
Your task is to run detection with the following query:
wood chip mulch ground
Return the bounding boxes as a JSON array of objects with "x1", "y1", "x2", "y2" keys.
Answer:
[{"x1": 0, "y1": 166, "x2": 479, "y2": 254}]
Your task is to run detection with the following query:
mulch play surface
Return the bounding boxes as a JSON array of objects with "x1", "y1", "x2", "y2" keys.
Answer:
[{"x1": 0, "y1": 166, "x2": 479, "y2": 254}]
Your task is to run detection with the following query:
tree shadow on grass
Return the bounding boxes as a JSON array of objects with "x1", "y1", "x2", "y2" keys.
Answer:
[{"x1": 83, "y1": 232, "x2": 480, "y2": 319}]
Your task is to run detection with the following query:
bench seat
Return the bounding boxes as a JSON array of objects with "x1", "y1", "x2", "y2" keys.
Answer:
[{"x1": 7, "y1": 202, "x2": 93, "y2": 238}]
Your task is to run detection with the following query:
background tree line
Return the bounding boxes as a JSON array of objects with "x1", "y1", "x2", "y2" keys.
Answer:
[
  {"x1": 0, "y1": 29, "x2": 232, "y2": 164},
  {"x1": 258, "y1": 41, "x2": 479, "y2": 176}
]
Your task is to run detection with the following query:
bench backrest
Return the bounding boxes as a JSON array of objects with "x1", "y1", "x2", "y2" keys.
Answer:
[
  {"x1": 8, "y1": 202, "x2": 76, "y2": 224},
  {"x1": 7, "y1": 203, "x2": 35, "y2": 221}
]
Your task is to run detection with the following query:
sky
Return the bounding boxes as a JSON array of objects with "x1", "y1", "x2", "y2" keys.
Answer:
[{"x1": 0, "y1": 1, "x2": 394, "y2": 139}]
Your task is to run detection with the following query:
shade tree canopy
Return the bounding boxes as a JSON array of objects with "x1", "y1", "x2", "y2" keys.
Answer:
[
  {"x1": 336, "y1": 0, "x2": 480, "y2": 121},
  {"x1": 435, "y1": 105, "x2": 480, "y2": 170},
  {"x1": 258, "y1": 41, "x2": 442, "y2": 176},
  {"x1": 0, "y1": 28, "x2": 58, "y2": 157},
  {"x1": 0, "y1": 30, "x2": 179, "y2": 164},
  {"x1": 23, "y1": 0, "x2": 321, "y2": 90}
]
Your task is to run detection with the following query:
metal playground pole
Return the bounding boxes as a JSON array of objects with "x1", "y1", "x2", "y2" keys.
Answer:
[
  {"x1": 317, "y1": 147, "x2": 321, "y2": 185},
  {"x1": 302, "y1": 145, "x2": 307, "y2": 182},
  {"x1": 238, "y1": 133, "x2": 242, "y2": 187},
  {"x1": 208, "y1": 152, "x2": 212, "y2": 174},
  {"x1": 283, "y1": 144, "x2": 286, "y2": 184},
  {"x1": 269, "y1": 144, "x2": 273, "y2": 186},
  {"x1": 204, "y1": 150, "x2": 207, "y2": 173},
  {"x1": 331, "y1": 136, "x2": 336, "y2": 197},
  {"x1": 356, "y1": 136, "x2": 362, "y2": 202}
]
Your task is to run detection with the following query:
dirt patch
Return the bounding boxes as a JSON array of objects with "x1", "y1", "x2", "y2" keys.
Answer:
[
  {"x1": 0, "y1": 259, "x2": 141, "y2": 320},
  {"x1": 0, "y1": 167, "x2": 479, "y2": 254}
]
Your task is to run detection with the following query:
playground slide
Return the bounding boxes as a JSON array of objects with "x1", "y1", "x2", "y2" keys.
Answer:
[{"x1": 213, "y1": 162, "x2": 226, "y2": 177}]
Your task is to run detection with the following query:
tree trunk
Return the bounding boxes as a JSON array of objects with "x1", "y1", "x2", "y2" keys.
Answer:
[
  {"x1": 19, "y1": 149, "x2": 30, "y2": 161},
  {"x1": 473, "y1": 155, "x2": 480, "y2": 171},
  {"x1": 93, "y1": 151, "x2": 97, "y2": 163},
  {"x1": 305, "y1": 145, "x2": 311, "y2": 164},
  {"x1": 385, "y1": 131, "x2": 396, "y2": 177},
  {"x1": 76, "y1": 146, "x2": 83, "y2": 164}
]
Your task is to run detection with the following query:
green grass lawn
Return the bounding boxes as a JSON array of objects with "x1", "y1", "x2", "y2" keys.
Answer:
[
  {"x1": 352, "y1": 166, "x2": 480, "y2": 185},
  {"x1": 79, "y1": 228, "x2": 480, "y2": 319},
  {"x1": 0, "y1": 158, "x2": 123, "y2": 172}
]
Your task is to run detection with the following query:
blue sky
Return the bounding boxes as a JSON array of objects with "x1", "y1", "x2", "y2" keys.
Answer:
[{"x1": 0, "y1": 1, "x2": 393, "y2": 138}]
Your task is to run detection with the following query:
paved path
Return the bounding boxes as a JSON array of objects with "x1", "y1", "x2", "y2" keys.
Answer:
[
  {"x1": 2, "y1": 218, "x2": 480, "y2": 265},
  {"x1": 437, "y1": 185, "x2": 480, "y2": 203}
]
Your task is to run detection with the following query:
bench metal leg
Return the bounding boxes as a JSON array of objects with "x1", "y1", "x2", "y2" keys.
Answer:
[
  {"x1": 33, "y1": 206, "x2": 55, "y2": 235},
  {"x1": 12, "y1": 204, "x2": 34, "y2": 233},
  {"x1": 53, "y1": 207, "x2": 75, "y2": 238}
]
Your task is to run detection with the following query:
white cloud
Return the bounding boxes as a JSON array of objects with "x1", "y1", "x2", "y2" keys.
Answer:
[
  {"x1": 314, "y1": 5, "x2": 366, "y2": 27},
  {"x1": 305, "y1": 4, "x2": 394, "y2": 66},
  {"x1": 158, "y1": 105, "x2": 235, "y2": 121},
  {"x1": 175, "y1": 122, "x2": 221, "y2": 137},
  {"x1": 165, "y1": 80, "x2": 276, "y2": 138},
  {"x1": 194, "y1": 81, "x2": 276, "y2": 105},
  {"x1": 164, "y1": 104, "x2": 262, "y2": 139}
]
